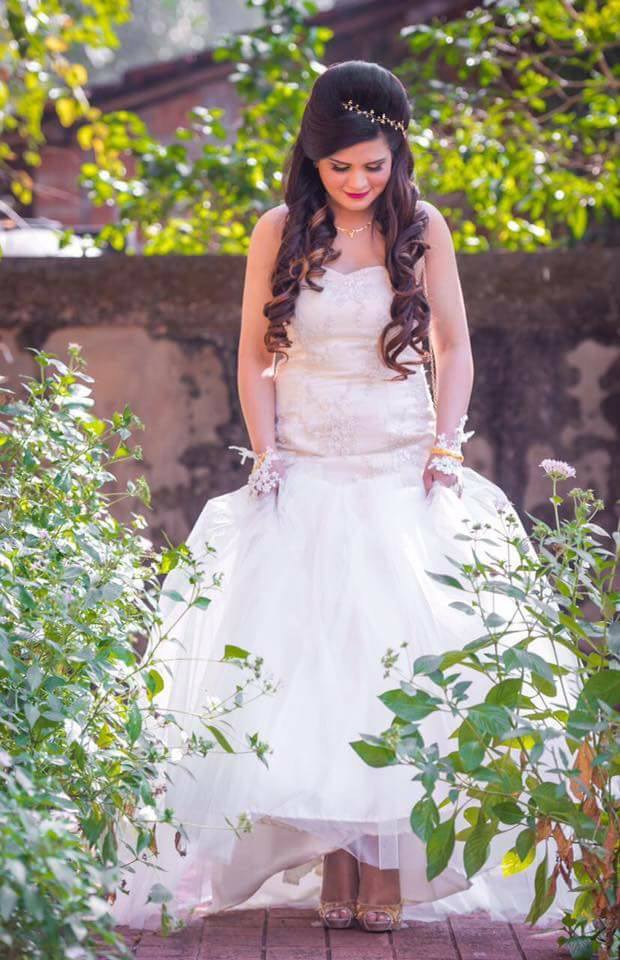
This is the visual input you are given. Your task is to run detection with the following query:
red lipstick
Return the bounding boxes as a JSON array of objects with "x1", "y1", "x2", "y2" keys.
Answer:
[{"x1": 345, "y1": 190, "x2": 370, "y2": 199}]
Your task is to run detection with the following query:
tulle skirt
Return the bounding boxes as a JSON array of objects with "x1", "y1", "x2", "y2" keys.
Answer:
[{"x1": 111, "y1": 454, "x2": 578, "y2": 930}]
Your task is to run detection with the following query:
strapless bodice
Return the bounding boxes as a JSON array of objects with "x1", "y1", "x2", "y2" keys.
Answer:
[{"x1": 273, "y1": 265, "x2": 436, "y2": 481}]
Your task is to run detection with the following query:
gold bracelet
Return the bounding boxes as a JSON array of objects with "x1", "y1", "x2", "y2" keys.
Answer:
[
  {"x1": 252, "y1": 446, "x2": 279, "y2": 471},
  {"x1": 430, "y1": 447, "x2": 464, "y2": 460}
]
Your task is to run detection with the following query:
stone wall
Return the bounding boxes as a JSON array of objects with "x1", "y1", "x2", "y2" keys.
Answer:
[{"x1": 1, "y1": 249, "x2": 618, "y2": 545}]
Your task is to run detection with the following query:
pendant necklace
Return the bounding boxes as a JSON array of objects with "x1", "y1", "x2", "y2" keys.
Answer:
[{"x1": 335, "y1": 219, "x2": 372, "y2": 240}]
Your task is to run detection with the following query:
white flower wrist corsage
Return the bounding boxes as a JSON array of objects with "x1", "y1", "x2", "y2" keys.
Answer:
[
  {"x1": 229, "y1": 444, "x2": 284, "y2": 497},
  {"x1": 427, "y1": 414, "x2": 475, "y2": 488}
]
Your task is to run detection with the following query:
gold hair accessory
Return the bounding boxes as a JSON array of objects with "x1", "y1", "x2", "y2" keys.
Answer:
[{"x1": 341, "y1": 99, "x2": 408, "y2": 140}]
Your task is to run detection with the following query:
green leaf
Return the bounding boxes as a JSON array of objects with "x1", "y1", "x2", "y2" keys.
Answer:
[
  {"x1": 468, "y1": 704, "x2": 511, "y2": 737},
  {"x1": 379, "y1": 688, "x2": 439, "y2": 722},
  {"x1": 491, "y1": 801, "x2": 523, "y2": 825},
  {"x1": 136, "y1": 828, "x2": 153, "y2": 855},
  {"x1": 139, "y1": 779, "x2": 155, "y2": 807},
  {"x1": 449, "y1": 601, "x2": 476, "y2": 615},
  {"x1": 161, "y1": 589, "x2": 186, "y2": 603},
  {"x1": 24, "y1": 703, "x2": 40, "y2": 729},
  {"x1": 126, "y1": 703, "x2": 142, "y2": 744},
  {"x1": 25, "y1": 664, "x2": 44, "y2": 691},
  {"x1": 565, "y1": 936, "x2": 594, "y2": 959},
  {"x1": 502, "y1": 647, "x2": 554, "y2": 683},
  {"x1": 350, "y1": 740, "x2": 397, "y2": 768},
  {"x1": 452, "y1": 679, "x2": 472, "y2": 701},
  {"x1": 441, "y1": 651, "x2": 470, "y2": 671},
  {"x1": 102, "y1": 828, "x2": 117, "y2": 862},
  {"x1": 484, "y1": 612, "x2": 506, "y2": 628},
  {"x1": 192, "y1": 595, "x2": 212, "y2": 610},
  {"x1": 410, "y1": 796, "x2": 439, "y2": 842},
  {"x1": 501, "y1": 845, "x2": 536, "y2": 876},
  {"x1": 425, "y1": 570, "x2": 464, "y2": 590},
  {"x1": 144, "y1": 668, "x2": 164, "y2": 700},
  {"x1": 463, "y1": 822, "x2": 492, "y2": 877},
  {"x1": 426, "y1": 817, "x2": 455, "y2": 881},
  {"x1": 492, "y1": 755, "x2": 523, "y2": 793},
  {"x1": 531, "y1": 672, "x2": 557, "y2": 697},
  {"x1": 222, "y1": 644, "x2": 250, "y2": 661},
  {"x1": 525, "y1": 851, "x2": 554, "y2": 924},
  {"x1": 82, "y1": 811, "x2": 106, "y2": 845},
  {"x1": 578, "y1": 670, "x2": 620, "y2": 711},
  {"x1": 531, "y1": 782, "x2": 575, "y2": 818},
  {"x1": 515, "y1": 827, "x2": 535, "y2": 861},
  {"x1": 413, "y1": 654, "x2": 444, "y2": 675},
  {"x1": 158, "y1": 549, "x2": 179, "y2": 575},
  {"x1": 485, "y1": 678, "x2": 522, "y2": 708},
  {"x1": 460, "y1": 739, "x2": 485, "y2": 771},
  {"x1": 206, "y1": 725, "x2": 234, "y2": 753}
]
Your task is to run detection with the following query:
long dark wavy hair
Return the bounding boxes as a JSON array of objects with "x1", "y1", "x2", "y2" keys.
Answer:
[{"x1": 264, "y1": 60, "x2": 431, "y2": 381}]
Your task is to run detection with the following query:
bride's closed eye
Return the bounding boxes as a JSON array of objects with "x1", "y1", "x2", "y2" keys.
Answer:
[{"x1": 330, "y1": 164, "x2": 385, "y2": 173}]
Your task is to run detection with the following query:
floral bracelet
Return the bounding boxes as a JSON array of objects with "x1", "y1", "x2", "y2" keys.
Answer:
[{"x1": 229, "y1": 444, "x2": 284, "y2": 497}]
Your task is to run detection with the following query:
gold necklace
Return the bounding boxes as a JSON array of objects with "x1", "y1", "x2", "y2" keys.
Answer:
[{"x1": 334, "y1": 219, "x2": 372, "y2": 239}]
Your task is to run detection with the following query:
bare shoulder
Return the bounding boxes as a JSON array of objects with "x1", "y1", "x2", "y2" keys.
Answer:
[
  {"x1": 244, "y1": 204, "x2": 289, "y2": 287},
  {"x1": 262, "y1": 202, "x2": 289, "y2": 224},
  {"x1": 243, "y1": 204, "x2": 289, "y2": 298},
  {"x1": 251, "y1": 203, "x2": 289, "y2": 243},
  {"x1": 416, "y1": 199, "x2": 454, "y2": 251},
  {"x1": 246, "y1": 204, "x2": 288, "y2": 276},
  {"x1": 417, "y1": 199, "x2": 449, "y2": 231}
]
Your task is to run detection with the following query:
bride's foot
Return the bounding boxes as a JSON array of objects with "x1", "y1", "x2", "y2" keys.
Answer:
[
  {"x1": 319, "y1": 849, "x2": 359, "y2": 929},
  {"x1": 356, "y1": 862, "x2": 402, "y2": 933}
]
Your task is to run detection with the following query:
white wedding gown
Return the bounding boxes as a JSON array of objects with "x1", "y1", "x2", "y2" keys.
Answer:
[{"x1": 111, "y1": 261, "x2": 577, "y2": 930}]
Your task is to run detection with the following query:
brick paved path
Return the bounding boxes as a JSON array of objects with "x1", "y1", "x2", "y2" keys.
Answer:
[{"x1": 112, "y1": 907, "x2": 571, "y2": 959}]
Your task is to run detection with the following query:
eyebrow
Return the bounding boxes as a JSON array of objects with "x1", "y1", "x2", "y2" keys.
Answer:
[{"x1": 327, "y1": 155, "x2": 388, "y2": 164}]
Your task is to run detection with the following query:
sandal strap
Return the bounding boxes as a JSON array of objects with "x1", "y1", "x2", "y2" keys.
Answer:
[{"x1": 355, "y1": 899, "x2": 403, "y2": 924}]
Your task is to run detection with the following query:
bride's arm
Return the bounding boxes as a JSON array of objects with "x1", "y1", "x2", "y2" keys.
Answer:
[
  {"x1": 418, "y1": 201, "x2": 475, "y2": 491},
  {"x1": 237, "y1": 205, "x2": 287, "y2": 454}
]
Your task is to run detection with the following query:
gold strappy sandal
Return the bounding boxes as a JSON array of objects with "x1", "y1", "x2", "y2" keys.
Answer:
[
  {"x1": 355, "y1": 898, "x2": 403, "y2": 933},
  {"x1": 318, "y1": 898, "x2": 357, "y2": 929}
]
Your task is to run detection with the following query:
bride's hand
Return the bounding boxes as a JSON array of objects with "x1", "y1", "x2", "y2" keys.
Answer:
[
  {"x1": 249, "y1": 452, "x2": 289, "y2": 498},
  {"x1": 422, "y1": 458, "x2": 462, "y2": 498}
]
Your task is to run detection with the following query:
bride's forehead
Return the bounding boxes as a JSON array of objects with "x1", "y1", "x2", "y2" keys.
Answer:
[{"x1": 323, "y1": 136, "x2": 389, "y2": 164}]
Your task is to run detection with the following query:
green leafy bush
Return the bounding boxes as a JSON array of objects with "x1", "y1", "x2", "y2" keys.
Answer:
[
  {"x1": 77, "y1": 0, "x2": 332, "y2": 254},
  {"x1": 398, "y1": 0, "x2": 619, "y2": 250},
  {"x1": 4, "y1": 0, "x2": 616, "y2": 252},
  {"x1": 0, "y1": 346, "x2": 274, "y2": 956},
  {"x1": 354, "y1": 463, "x2": 619, "y2": 959}
]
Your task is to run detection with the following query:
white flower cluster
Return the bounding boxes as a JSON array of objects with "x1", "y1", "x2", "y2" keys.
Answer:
[
  {"x1": 539, "y1": 458, "x2": 576, "y2": 480},
  {"x1": 229, "y1": 444, "x2": 284, "y2": 497}
]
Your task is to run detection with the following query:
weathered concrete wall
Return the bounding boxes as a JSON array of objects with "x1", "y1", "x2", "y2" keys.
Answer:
[{"x1": 1, "y1": 250, "x2": 618, "y2": 545}]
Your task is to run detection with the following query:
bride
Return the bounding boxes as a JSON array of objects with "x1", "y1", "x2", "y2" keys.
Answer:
[{"x1": 112, "y1": 59, "x2": 575, "y2": 933}]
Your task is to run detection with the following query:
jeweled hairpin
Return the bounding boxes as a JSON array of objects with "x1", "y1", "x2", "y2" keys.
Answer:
[{"x1": 341, "y1": 99, "x2": 408, "y2": 140}]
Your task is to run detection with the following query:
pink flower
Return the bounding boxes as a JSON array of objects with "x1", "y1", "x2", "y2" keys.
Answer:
[{"x1": 539, "y1": 458, "x2": 576, "y2": 480}]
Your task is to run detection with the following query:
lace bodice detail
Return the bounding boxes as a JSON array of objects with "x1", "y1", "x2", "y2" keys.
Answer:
[{"x1": 272, "y1": 264, "x2": 436, "y2": 480}]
